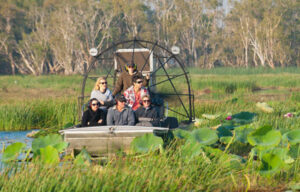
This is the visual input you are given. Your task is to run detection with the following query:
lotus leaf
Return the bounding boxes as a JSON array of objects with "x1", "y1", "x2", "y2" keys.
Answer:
[
  {"x1": 32, "y1": 134, "x2": 68, "y2": 155},
  {"x1": 219, "y1": 121, "x2": 235, "y2": 130},
  {"x1": 173, "y1": 129, "x2": 191, "y2": 139},
  {"x1": 217, "y1": 126, "x2": 233, "y2": 138},
  {"x1": 247, "y1": 125, "x2": 281, "y2": 148},
  {"x1": 235, "y1": 125, "x2": 254, "y2": 143},
  {"x1": 220, "y1": 136, "x2": 233, "y2": 144},
  {"x1": 131, "y1": 133, "x2": 163, "y2": 154},
  {"x1": 39, "y1": 146, "x2": 60, "y2": 164},
  {"x1": 232, "y1": 112, "x2": 256, "y2": 125},
  {"x1": 189, "y1": 128, "x2": 218, "y2": 145},
  {"x1": 258, "y1": 147, "x2": 294, "y2": 164},
  {"x1": 2, "y1": 142, "x2": 26, "y2": 162},
  {"x1": 74, "y1": 148, "x2": 91, "y2": 166},
  {"x1": 282, "y1": 129, "x2": 300, "y2": 145},
  {"x1": 259, "y1": 153, "x2": 284, "y2": 175},
  {"x1": 179, "y1": 141, "x2": 204, "y2": 162},
  {"x1": 202, "y1": 114, "x2": 220, "y2": 120},
  {"x1": 256, "y1": 102, "x2": 274, "y2": 113}
]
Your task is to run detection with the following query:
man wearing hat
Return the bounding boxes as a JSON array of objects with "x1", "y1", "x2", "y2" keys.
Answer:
[
  {"x1": 106, "y1": 94, "x2": 135, "y2": 126},
  {"x1": 112, "y1": 63, "x2": 150, "y2": 96}
]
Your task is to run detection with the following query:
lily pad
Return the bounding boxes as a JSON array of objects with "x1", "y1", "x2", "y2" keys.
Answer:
[
  {"x1": 235, "y1": 125, "x2": 254, "y2": 143},
  {"x1": 189, "y1": 128, "x2": 218, "y2": 145},
  {"x1": 247, "y1": 125, "x2": 281, "y2": 149},
  {"x1": 32, "y1": 134, "x2": 68, "y2": 155},
  {"x1": 131, "y1": 133, "x2": 163, "y2": 154},
  {"x1": 179, "y1": 141, "x2": 204, "y2": 162},
  {"x1": 282, "y1": 129, "x2": 300, "y2": 145},
  {"x1": 173, "y1": 129, "x2": 191, "y2": 139},
  {"x1": 74, "y1": 148, "x2": 91, "y2": 166},
  {"x1": 39, "y1": 146, "x2": 60, "y2": 164},
  {"x1": 258, "y1": 147, "x2": 294, "y2": 164},
  {"x1": 259, "y1": 153, "x2": 284, "y2": 175},
  {"x1": 232, "y1": 112, "x2": 256, "y2": 125},
  {"x1": 220, "y1": 136, "x2": 233, "y2": 144},
  {"x1": 217, "y1": 126, "x2": 233, "y2": 138},
  {"x1": 2, "y1": 142, "x2": 26, "y2": 162}
]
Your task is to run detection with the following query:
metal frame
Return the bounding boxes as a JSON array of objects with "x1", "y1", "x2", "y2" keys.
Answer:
[{"x1": 79, "y1": 39, "x2": 195, "y2": 122}]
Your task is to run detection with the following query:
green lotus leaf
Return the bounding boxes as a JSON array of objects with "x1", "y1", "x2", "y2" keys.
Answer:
[
  {"x1": 259, "y1": 153, "x2": 284, "y2": 175},
  {"x1": 2, "y1": 142, "x2": 26, "y2": 162},
  {"x1": 247, "y1": 125, "x2": 281, "y2": 148},
  {"x1": 258, "y1": 147, "x2": 294, "y2": 164},
  {"x1": 235, "y1": 125, "x2": 254, "y2": 143},
  {"x1": 217, "y1": 126, "x2": 233, "y2": 138},
  {"x1": 173, "y1": 129, "x2": 191, "y2": 139},
  {"x1": 179, "y1": 141, "x2": 204, "y2": 162},
  {"x1": 189, "y1": 128, "x2": 218, "y2": 145},
  {"x1": 232, "y1": 111, "x2": 256, "y2": 125},
  {"x1": 32, "y1": 134, "x2": 67, "y2": 155},
  {"x1": 283, "y1": 129, "x2": 300, "y2": 145},
  {"x1": 220, "y1": 136, "x2": 233, "y2": 144},
  {"x1": 39, "y1": 146, "x2": 60, "y2": 165},
  {"x1": 131, "y1": 133, "x2": 163, "y2": 154},
  {"x1": 74, "y1": 148, "x2": 91, "y2": 166}
]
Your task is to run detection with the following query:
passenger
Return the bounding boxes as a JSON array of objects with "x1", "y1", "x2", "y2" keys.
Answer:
[
  {"x1": 135, "y1": 94, "x2": 160, "y2": 127},
  {"x1": 90, "y1": 77, "x2": 114, "y2": 112},
  {"x1": 107, "y1": 94, "x2": 135, "y2": 126},
  {"x1": 123, "y1": 74, "x2": 149, "y2": 111},
  {"x1": 112, "y1": 63, "x2": 149, "y2": 96},
  {"x1": 82, "y1": 98, "x2": 106, "y2": 127}
]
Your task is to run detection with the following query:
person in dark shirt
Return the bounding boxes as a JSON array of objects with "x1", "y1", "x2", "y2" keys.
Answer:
[
  {"x1": 82, "y1": 98, "x2": 106, "y2": 127},
  {"x1": 112, "y1": 63, "x2": 149, "y2": 96},
  {"x1": 135, "y1": 94, "x2": 160, "y2": 127}
]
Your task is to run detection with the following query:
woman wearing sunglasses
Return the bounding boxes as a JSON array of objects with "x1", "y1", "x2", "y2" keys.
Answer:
[
  {"x1": 112, "y1": 63, "x2": 150, "y2": 96},
  {"x1": 123, "y1": 74, "x2": 149, "y2": 111},
  {"x1": 91, "y1": 77, "x2": 114, "y2": 112},
  {"x1": 82, "y1": 98, "x2": 106, "y2": 127},
  {"x1": 135, "y1": 94, "x2": 160, "y2": 127}
]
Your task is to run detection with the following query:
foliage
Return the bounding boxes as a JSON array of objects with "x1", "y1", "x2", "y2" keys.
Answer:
[
  {"x1": 2, "y1": 142, "x2": 26, "y2": 162},
  {"x1": 131, "y1": 133, "x2": 163, "y2": 154}
]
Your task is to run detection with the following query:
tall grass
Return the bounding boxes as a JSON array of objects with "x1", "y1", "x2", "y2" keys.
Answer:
[
  {"x1": 0, "y1": 98, "x2": 78, "y2": 131},
  {"x1": 0, "y1": 144, "x2": 299, "y2": 191}
]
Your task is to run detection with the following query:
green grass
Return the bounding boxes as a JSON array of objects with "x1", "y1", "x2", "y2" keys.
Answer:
[
  {"x1": 0, "y1": 143, "x2": 299, "y2": 191},
  {"x1": 0, "y1": 98, "x2": 78, "y2": 131}
]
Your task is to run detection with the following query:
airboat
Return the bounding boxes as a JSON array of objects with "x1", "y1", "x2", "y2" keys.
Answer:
[{"x1": 60, "y1": 39, "x2": 195, "y2": 156}]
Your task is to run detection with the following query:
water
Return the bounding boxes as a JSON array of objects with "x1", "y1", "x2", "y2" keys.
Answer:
[{"x1": 0, "y1": 130, "x2": 37, "y2": 163}]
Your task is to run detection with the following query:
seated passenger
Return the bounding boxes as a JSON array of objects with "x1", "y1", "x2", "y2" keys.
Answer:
[
  {"x1": 112, "y1": 63, "x2": 149, "y2": 96},
  {"x1": 82, "y1": 98, "x2": 105, "y2": 127},
  {"x1": 135, "y1": 94, "x2": 160, "y2": 127},
  {"x1": 107, "y1": 94, "x2": 135, "y2": 126},
  {"x1": 123, "y1": 74, "x2": 149, "y2": 111},
  {"x1": 90, "y1": 77, "x2": 114, "y2": 112}
]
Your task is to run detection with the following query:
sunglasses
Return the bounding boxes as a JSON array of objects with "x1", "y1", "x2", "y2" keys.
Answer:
[
  {"x1": 100, "y1": 82, "x2": 107, "y2": 85},
  {"x1": 128, "y1": 66, "x2": 134, "y2": 68},
  {"x1": 118, "y1": 100, "x2": 126, "y2": 103},
  {"x1": 143, "y1": 100, "x2": 150, "y2": 103},
  {"x1": 91, "y1": 103, "x2": 100, "y2": 106},
  {"x1": 136, "y1": 80, "x2": 143, "y2": 84}
]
